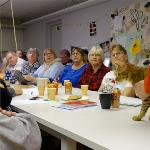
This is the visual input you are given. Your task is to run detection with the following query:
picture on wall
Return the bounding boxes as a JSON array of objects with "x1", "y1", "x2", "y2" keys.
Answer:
[{"x1": 90, "y1": 21, "x2": 96, "y2": 36}]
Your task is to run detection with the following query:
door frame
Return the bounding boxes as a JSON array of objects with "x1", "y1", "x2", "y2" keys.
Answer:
[{"x1": 45, "y1": 19, "x2": 62, "y2": 49}]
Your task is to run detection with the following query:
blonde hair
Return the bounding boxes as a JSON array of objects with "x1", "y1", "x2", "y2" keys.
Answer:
[
  {"x1": 88, "y1": 46, "x2": 104, "y2": 61},
  {"x1": 43, "y1": 48, "x2": 57, "y2": 62},
  {"x1": 111, "y1": 44, "x2": 127, "y2": 55},
  {"x1": 6, "y1": 51, "x2": 17, "y2": 57}
]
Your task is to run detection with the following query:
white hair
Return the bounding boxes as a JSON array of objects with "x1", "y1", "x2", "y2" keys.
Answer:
[{"x1": 88, "y1": 46, "x2": 104, "y2": 61}]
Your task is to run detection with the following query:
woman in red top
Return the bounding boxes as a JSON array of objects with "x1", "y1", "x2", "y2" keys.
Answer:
[
  {"x1": 77, "y1": 46, "x2": 110, "y2": 91},
  {"x1": 134, "y1": 66, "x2": 150, "y2": 100}
]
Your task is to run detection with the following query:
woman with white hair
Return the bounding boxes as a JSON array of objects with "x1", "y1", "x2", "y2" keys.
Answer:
[{"x1": 77, "y1": 46, "x2": 110, "y2": 91}]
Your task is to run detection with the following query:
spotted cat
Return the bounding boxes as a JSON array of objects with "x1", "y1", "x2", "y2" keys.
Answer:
[{"x1": 132, "y1": 97, "x2": 150, "y2": 121}]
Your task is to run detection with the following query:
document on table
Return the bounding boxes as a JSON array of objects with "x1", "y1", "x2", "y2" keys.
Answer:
[
  {"x1": 54, "y1": 100, "x2": 97, "y2": 110},
  {"x1": 120, "y1": 96, "x2": 142, "y2": 106}
]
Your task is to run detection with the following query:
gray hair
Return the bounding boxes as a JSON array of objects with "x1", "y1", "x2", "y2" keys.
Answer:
[
  {"x1": 88, "y1": 46, "x2": 104, "y2": 61},
  {"x1": 27, "y1": 48, "x2": 39, "y2": 56}
]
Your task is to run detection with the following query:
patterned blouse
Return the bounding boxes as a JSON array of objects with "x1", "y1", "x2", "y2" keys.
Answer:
[
  {"x1": 21, "y1": 61, "x2": 40, "y2": 75},
  {"x1": 77, "y1": 64, "x2": 110, "y2": 91}
]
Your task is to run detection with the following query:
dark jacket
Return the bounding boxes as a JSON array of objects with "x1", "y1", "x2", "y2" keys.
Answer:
[{"x1": 0, "y1": 79, "x2": 12, "y2": 109}]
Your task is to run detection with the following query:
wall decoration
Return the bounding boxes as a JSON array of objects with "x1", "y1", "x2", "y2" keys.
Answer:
[
  {"x1": 111, "y1": 1, "x2": 150, "y2": 67},
  {"x1": 99, "y1": 41, "x2": 111, "y2": 67},
  {"x1": 114, "y1": 33, "x2": 126, "y2": 48},
  {"x1": 89, "y1": 21, "x2": 96, "y2": 36},
  {"x1": 139, "y1": 45, "x2": 150, "y2": 66},
  {"x1": 113, "y1": 16, "x2": 123, "y2": 33},
  {"x1": 99, "y1": 41, "x2": 110, "y2": 58}
]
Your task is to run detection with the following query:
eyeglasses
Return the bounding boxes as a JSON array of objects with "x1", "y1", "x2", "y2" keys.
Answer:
[
  {"x1": 44, "y1": 52, "x2": 53, "y2": 56},
  {"x1": 111, "y1": 52, "x2": 124, "y2": 58},
  {"x1": 72, "y1": 52, "x2": 81, "y2": 56}
]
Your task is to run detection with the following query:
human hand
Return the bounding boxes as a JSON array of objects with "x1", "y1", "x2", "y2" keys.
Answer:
[
  {"x1": 23, "y1": 75, "x2": 36, "y2": 82},
  {"x1": 0, "y1": 107, "x2": 16, "y2": 117}
]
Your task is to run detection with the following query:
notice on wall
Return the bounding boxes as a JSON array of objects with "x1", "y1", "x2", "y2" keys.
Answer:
[{"x1": 113, "y1": 16, "x2": 123, "y2": 32}]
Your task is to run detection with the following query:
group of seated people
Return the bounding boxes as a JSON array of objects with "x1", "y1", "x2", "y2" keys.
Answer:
[
  {"x1": 0, "y1": 44, "x2": 150, "y2": 150},
  {"x1": 0, "y1": 44, "x2": 148, "y2": 97}
]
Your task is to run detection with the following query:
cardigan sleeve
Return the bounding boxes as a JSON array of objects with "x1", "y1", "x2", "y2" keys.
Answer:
[{"x1": 0, "y1": 113, "x2": 41, "y2": 150}]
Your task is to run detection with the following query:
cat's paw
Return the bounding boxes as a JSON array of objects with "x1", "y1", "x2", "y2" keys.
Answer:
[{"x1": 132, "y1": 115, "x2": 142, "y2": 121}]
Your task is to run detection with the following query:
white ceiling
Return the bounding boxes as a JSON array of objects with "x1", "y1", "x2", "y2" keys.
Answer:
[
  {"x1": 0, "y1": 0, "x2": 146, "y2": 25},
  {"x1": 0, "y1": 0, "x2": 88, "y2": 24}
]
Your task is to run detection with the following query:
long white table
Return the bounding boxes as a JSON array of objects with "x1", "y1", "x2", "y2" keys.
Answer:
[{"x1": 11, "y1": 87, "x2": 150, "y2": 150}]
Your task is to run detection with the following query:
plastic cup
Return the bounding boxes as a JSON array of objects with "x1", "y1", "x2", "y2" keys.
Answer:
[
  {"x1": 47, "y1": 88, "x2": 56, "y2": 100},
  {"x1": 81, "y1": 85, "x2": 88, "y2": 95},
  {"x1": 99, "y1": 93, "x2": 112, "y2": 109},
  {"x1": 37, "y1": 78, "x2": 46, "y2": 96}
]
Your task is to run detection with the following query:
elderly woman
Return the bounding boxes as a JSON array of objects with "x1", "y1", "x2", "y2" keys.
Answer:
[
  {"x1": 24, "y1": 48, "x2": 64, "y2": 82},
  {"x1": 99, "y1": 44, "x2": 147, "y2": 97},
  {"x1": 59, "y1": 47, "x2": 87, "y2": 87},
  {"x1": 21, "y1": 48, "x2": 40, "y2": 75},
  {"x1": 77, "y1": 46, "x2": 110, "y2": 91}
]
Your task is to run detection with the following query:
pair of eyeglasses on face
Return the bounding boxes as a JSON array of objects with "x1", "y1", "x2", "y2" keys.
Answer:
[
  {"x1": 111, "y1": 52, "x2": 124, "y2": 58},
  {"x1": 44, "y1": 53, "x2": 53, "y2": 56},
  {"x1": 72, "y1": 52, "x2": 81, "y2": 56}
]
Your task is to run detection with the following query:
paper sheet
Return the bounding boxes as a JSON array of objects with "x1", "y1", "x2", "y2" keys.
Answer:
[{"x1": 120, "y1": 96, "x2": 142, "y2": 106}]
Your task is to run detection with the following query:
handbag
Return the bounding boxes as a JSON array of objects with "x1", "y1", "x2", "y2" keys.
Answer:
[{"x1": 0, "y1": 79, "x2": 12, "y2": 109}]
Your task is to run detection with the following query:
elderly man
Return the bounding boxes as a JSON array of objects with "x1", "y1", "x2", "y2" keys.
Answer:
[
  {"x1": 5, "y1": 51, "x2": 25, "y2": 84},
  {"x1": 59, "y1": 49, "x2": 72, "y2": 65},
  {"x1": 6, "y1": 51, "x2": 25, "y2": 72},
  {"x1": 21, "y1": 48, "x2": 40, "y2": 75}
]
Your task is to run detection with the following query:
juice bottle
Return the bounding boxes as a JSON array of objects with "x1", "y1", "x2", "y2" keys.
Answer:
[
  {"x1": 111, "y1": 88, "x2": 120, "y2": 108},
  {"x1": 52, "y1": 81, "x2": 59, "y2": 95},
  {"x1": 65, "y1": 80, "x2": 72, "y2": 95}
]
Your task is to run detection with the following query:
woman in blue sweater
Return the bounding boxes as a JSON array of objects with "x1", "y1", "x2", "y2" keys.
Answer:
[{"x1": 60, "y1": 47, "x2": 87, "y2": 87}]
